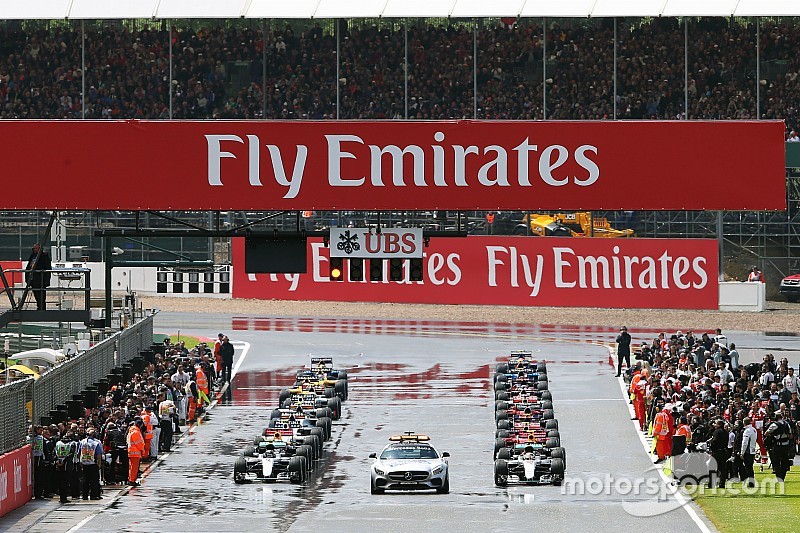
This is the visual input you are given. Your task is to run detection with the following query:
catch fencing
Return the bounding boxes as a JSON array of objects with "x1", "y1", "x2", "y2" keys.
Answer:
[{"x1": 0, "y1": 311, "x2": 156, "y2": 455}]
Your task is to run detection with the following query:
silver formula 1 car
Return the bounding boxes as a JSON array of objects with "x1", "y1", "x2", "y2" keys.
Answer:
[{"x1": 369, "y1": 433, "x2": 450, "y2": 494}]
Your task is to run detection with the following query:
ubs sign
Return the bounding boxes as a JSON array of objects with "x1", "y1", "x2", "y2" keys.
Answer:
[{"x1": 330, "y1": 228, "x2": 423, "y2": 259}]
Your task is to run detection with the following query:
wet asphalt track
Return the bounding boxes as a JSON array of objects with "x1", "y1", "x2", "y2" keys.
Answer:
[{"x1": 15, "y1": 314, "x2": 800, "y2": 533}]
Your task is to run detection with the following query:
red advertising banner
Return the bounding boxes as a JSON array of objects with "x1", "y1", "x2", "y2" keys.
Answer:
[
  {"x1": 0, "y1": 445, "x2": 32, "y2": 518},
  {"x1": 0, "y1": 120, "x2": 785, "y2": 211},
  {"x1": 233, "y1": 236, "x2": 719, "y2": 310}
]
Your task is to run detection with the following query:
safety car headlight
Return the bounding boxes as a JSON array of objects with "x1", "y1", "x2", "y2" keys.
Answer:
[
  {"x1": 432, "y1": 465, "x2": 444, "y2": 475},
  {"x1": 374, "y1": 467, "x2": 385, "y2": 476}
]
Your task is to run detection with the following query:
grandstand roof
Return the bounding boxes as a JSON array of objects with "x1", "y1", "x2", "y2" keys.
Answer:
[{"x1": 0, "y1": 0, "x2": 794, "y2": 19}]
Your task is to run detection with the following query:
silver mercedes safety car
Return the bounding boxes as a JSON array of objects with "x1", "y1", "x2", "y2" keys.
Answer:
[{"x1": 369, "y1": 433, "x2": 450, "y2": 494}]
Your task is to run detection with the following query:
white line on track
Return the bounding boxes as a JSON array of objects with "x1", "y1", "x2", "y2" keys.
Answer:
[
  {"x1": 613, "y1": 368, "x2": 712, "y2": 533},
  {"x1": 67, "y1": 341, "x2": 251, "y2": 533}
]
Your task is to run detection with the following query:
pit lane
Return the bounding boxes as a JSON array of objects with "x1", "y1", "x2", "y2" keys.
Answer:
[{"x1": 26, "y1": 313, "x2": 773, "y2": 533}]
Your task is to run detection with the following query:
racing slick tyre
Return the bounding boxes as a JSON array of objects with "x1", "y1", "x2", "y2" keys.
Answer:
[
  {"x1": 536, "y1": 362, "x2": 547, "y2": 373},
  {"x1": 497, "y1": 420, "x2": 511, "y2": 430},
  {"x1": 536, "y1": 373, "x2": 548, "y2": 382},
  {"x1": 436, "y1": 474, "x2": 450, "y2": 494},
  {"x1": 242, "y1": 445, "x2": 256, "y2": 457},
  {"x1": 494, "y1": 459, "x2": 509, "y2": 486},
  {"x1": 324, "y1": 387, "x2": 335, "y2": 399},
  {"x1": 495, "y1": 401, "x2": 508, "y2": 412},
  {"x1": 281, "y1": 399, "x2": 292, "y2": 408},
  {"x1": 495, "y1": 391, "x2": 509, "y2": 401},
  {"x1": 546, "y1": 438, "x2": 560, "y2": 450},
  {"x1": 497, "y1": 447, "x2": 512, "y2": 461},
  {"x1": 551, "y1": 447, "x2": 567, "y2": 470},
  {"x1": 310, "y1": 428, "x2": 325, "y2": 450},
  {"x1": 296, "y1": 445, "x2": 313, "y2": 470},
  {"x1": 304, "y1": 436, "x2": 321, "y2": 460},
  {"x1": 536, "y1": 381, "x2": 549, "y2": 391},
  {"x1": 496, "y1": 430, "x2": 510, "y2": 439},
  {"x1": 318, "y1": 417, "x2": 333, "y2": 441},
  {"x1": 316, "y1": 407, "x2": 333, "y2": 420},
  {"x1": 288, "y1": 456, "x2": 306, "y2": 483},
  {"x1": 496, "y1": 363, "x2": 509, "y2": 374},
  {"x1": 370, "y1": 479, "x2": 385, "y2": 494},
  {"x1": 253, "y1": 436, "x2": 265, "y2": 446},
  {"x1": 337, "y1": 370, "x2": 348, "y2": 381},
  {"x1": 541, "y1": 400, "x2": 553, "y2": 410},
  {"x1": 550, "y1": 458, "x2": 565, "y2": 484},
  {"x1": 334, "y1": 379, "x2": 347, "y2": 400},
  {"x1": 495, "y1": 410, "x2": 508, "y2": 422},
  {"x1": 315, "y1": 418, "x2": 331, "y2": 441},
  {"x1": 279, "y1": 389, "x2": 292, "y2": 404},
  {"x1": 327, "y1": 397, "x2": 342, "y2": 420},
  {"x1": 547, "y1": 429, "x2": 560, "y2": 439},
  {"x1": 494, "y1": 438, "x2": 508, "y2": 457},
  {"x1": 233, "y1": 457, "x2": 248, "y2": 484},
  {"x1": 541, "y1": 391, "x2": 553, "y2": 401},
  {"x1": 270, "y1": 409, "x2": 282, "y2": 420},
  {"x1": 543, "y1": 409, "x2": 555, "y2": 420},
  {"x1": 545, "y1": 419, "x2": 558, "y2": 430}
]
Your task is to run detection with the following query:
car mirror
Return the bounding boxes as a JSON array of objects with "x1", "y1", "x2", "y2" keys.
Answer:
[
  {"x1": 442, "y1": 452, "x2": 450, "y2": 458},
  {"x1": 369, "y1": 453, "x2": 377, "y2": 459}
]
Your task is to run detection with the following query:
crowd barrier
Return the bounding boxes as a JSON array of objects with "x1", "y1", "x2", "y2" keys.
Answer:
[{"x1": 0, "y1": 312, "x2": 156, "y2": 457}]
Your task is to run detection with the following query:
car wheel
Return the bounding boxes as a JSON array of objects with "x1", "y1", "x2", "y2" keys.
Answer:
[
  {"x1": 242, "y1": 445, "x2": 256, "y2": 457},
  {"x1": 546, "y1": 429, "x2": 560, "y2": 439},
  {"x1": 541, "y1": 391, "x2": 553, "y2": 401},
  {"x1": 551, "y1": 447, "x2": 566, "y2": 470},
  {"x1": 536, "y1": 381, "x2": 549, "y2": 391},
  {"x1": 233, "y1": 457, "x2": 248, "y2": 484},
  {"x1": 335, "y1": 379, "x2": 347, "y2": 400},
  {"x1": 496, "y1": 363, "x2": 509, "y2": 374},
  {"x1": 436, "y1": 474, "x2": 450, "y2": 494},
  {"x1": 370, "y1": 479, "x2": 384, "y2": 494},
  {"x1": 536, "y1": 362, "x2": 547, "y2": 373},
  {"x1": 270, "y1": 409, "x2": 282, "y2": 420},
  {"x1": 296, "y1": 445, "x2": 313, "y2": 470},
  {"x1": 542, "y1": 400, "x2": 553, "y2": 411},
  {"x1": 288, "y1": 456, "x2": 304, "y2": 483},
  {"x1": 497, "y1": 447, "x2": 512, "y2": 461},
  {"x1": 327, "y1": 397, "x2": 342, "y2": 420},
  {"x1": 497, "y1": 420, "x2": 510, "y2": 430},
  {"x1": 310, "y1": 428, "x2": 325, "y2": 451},
  {"x1": 543, "y1": 409, "x2": 555, "y2": 420},
  {"x1": 279, "y1": 389, "x2": 292, "y2": 404},
  {"x1": 495, "y1": 391, "x2": 509, "y2": 401},
  {"x1": 545, "y1": 438, "x2": 560, "y2": 450},
  {"x1": 550, "y1": 458, "x2": 565, "y2": 476},
  {"x1": 545, "y1": 419, "x2": 558, "y2": 430},
  {"x1": 495, "y1": 410, "x2": 508, "y2": 422},
  {"x1": 303, "y1": 437, "x2": 320, "y2": 461},
  {"x1": 495, "y1": 400, "x2": 508, "y2": 412},
  {"x1": 494, "y1": 459, "x2": 509, "y2": 486},
  {"x1": 496, "y1": 430, "x2": 510, "y2": 439}
]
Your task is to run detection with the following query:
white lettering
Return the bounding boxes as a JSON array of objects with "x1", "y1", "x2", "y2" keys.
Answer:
[
  {"x1": 453, "y1": 145, "x2": 479, "y2": 186},
  {"x1": 693, "y1": 257, "x2": 708, "y2": 289},
  {"x1": 553, "y1": 247, "x2": 576, "y2": 288},
  {"x1": 446, "y1": 254, "x2": 461, "y2": 285},
  {"x1": 428, "y1": 253, "x2": 446, "y2": 285},
  {"x1": 574, "y1": 145, "x2": 600, "y2": 186},
  {"x1": 673, "y1": 257, "x2": 691, "y2": 289},
  {"x1": 639, "y1": 256, "x2": 657, "y2": 289},
  {"x1": 433, "y1": 132, "x2": 446, "y2": 186},
  {"x1": 578, "y1": 255, "x2": 611, "y2": 289},
  {"x1": 486, "y1": 246, "x2": 508, "y2": 287},
  {"x1": 369, "y1": 145, "x2": 426, "y2": 187},
  {"x1": 326, "y1": 135, "x2": 365, "y2": 186},
  {"x1": 658, "y1": 251, "x2": 673, "y2": 289},
  {"x1": 539, "y1": 145, "x2": 569, "y2": 186},
  {"x1": 477, "y1": 146, "x2": 509, "y2": 187},
  {"x1": 513, "y1": 138, "x2": 537, "y2": 186},
  {"x1": 205, "y1": 134, "x2": 243, "y2": 186},
  {"x1": 267, "y1": 145, "x2": 307, "y2": 199}
]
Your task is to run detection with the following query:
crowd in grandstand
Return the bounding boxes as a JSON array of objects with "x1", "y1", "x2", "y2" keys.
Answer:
[
  {"x1": 623, "y1": 329, "x2": 799, "y2": 487},
  {"x1": 1, "y1": 18, "x2": 799, "y2": 136},
  {"x1": 30, "y1": 336, "x2": 226, "y2": 502}
]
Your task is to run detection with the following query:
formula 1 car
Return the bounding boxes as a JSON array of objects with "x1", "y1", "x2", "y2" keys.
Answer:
[
  {"x1": 496, "y1": 351, "x2": 547, "y2": 374},
  {"x1": 280, "y1": 391, "x2": 342, "y2": 420},
  {"x1": 292, "y1": 357, "x2": 349, "y2": 399},
  {"x1": 494, "y1": 445, "x2": 565, "y2": 486},
  {"x1": 267, "y1": 407, "x2": 332, "y2": 442},
  {"x1": 494, "y1": 426, "x2": 561, "y2": 457},
  {"x1": 233, "y1": 432, "x2": 311, "y2": 484},
  {"x1": 369, "y1": 433, "x2": 450, "y2": 494},
  {"x1": 495, "y1": 388, "x2": 553, "y2": 402}
]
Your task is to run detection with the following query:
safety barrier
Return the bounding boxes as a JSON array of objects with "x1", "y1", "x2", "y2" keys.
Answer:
[
  {"x1": 0, "y1": 312, "x2": 156, "y2": 455},
  {"x1": 0, "y1": 378, "x2": 32, "y2": 456}
]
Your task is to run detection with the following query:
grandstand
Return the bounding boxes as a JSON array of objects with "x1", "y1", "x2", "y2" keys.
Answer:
[{"x1": 0, "y1": 1, "x2": 798, "y2": 291}]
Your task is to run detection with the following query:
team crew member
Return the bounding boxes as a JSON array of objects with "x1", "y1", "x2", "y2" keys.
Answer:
[
  {"x1": 79, "y1": 429, "x2": 104, "y2": 500},
  {"x1": 707, "y1": 420, "x2": 729, "y2": 488},
  {"x1": 54, "y1": 433, "x2": 75, "y2": 503},
  {"x1": 653, "y1": 406, "x2": 673, "y2": 463},
  {"x1": 127, "y1": 420, "x2": 145, "y2": 487},
  {"x1": 158, "y1": 394, "x2": 176, "y2": 452},
  {"x1": 220, "y1": 335, "x2": 235, "y2": 383},
  {"x1": 764, "y1": 412, "x2": 793, "y2": 481},
  {"x1": 616, "y1": 326, "x2": 632, "y2": 377},
  {"x1": 740, "y1": 417, "x2": 758, "y2": 488}
]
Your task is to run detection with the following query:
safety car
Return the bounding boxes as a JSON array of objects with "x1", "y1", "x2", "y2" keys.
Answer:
[{"x1": 369, "y1": 433, "x2": 450, "y2": 494}]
